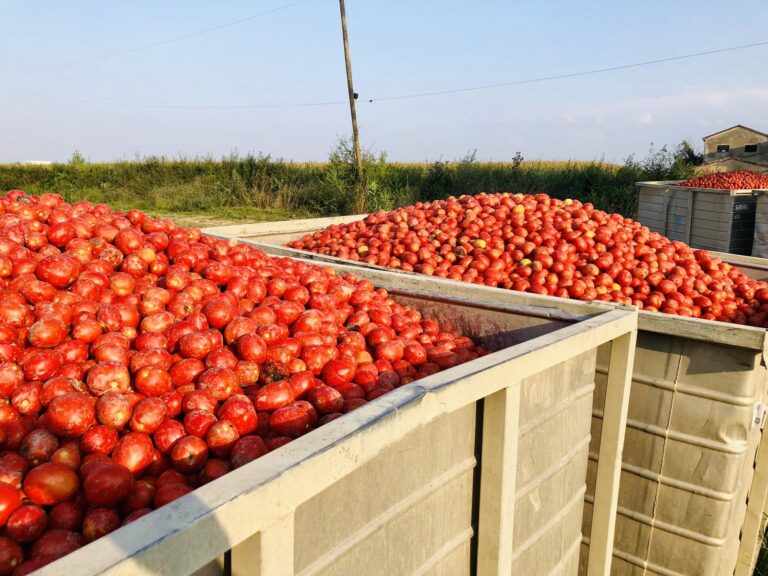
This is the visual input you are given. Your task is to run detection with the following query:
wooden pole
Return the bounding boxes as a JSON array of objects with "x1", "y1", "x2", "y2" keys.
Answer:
[{"x1": 338, "y1": 0, "x2": 363, "y2": 180}]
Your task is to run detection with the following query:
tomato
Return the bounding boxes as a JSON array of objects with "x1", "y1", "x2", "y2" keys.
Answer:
[
  {"x1": 46, "y1": 392, "x2": 96, "y2": 437},
  {"x1": 112, "y1": 433, "x2": 154, "y2": 475},
  {"x1": 177, "y1": 332, "x2": 214, "y2": 360},
  {"x1": 27, "y1": 319, "x2": 68, "y2": 348},
  {"x1": 217, "y1": 395, "x2": 258, "y2": 436},
  {"x1": 235, "y1": 333, "x2": 268, "y2": 363},
  {"x1": 321, "y1": 359, "x2": 355, "y2": 388},
  {"x1": 196, "y1": 367, "x2": 239, "y2": 401},
  {"x1": 134, "y1": 366, "x2": 173, "y2": 397},
  {"x1": 31, "y1": 529, "x2": 83, "y2": 560},
  {"x1": 230, "y1": 435, "x2": 269, "y2": 468},
  {"x1": 205, "y1": 420, "x2": 240, "y2": 457},
  {"x1": 0, "y1": 483, "x2": 23, "y2": 527},
  {"x1": 23, "y1": 462, "x2": 80, "y2": 505},
  {"x1": 35, "y1": 254, "x2": 82, "y2": 289},
  {"x1": 202, "y1": 299, "x2": 236, "y2": 330},
  {"x1": 153, "y1": 482, "x2": 192, "y2": 508},
  {"x1": 87, "y1": 362, "x2": 131, "y2": 396},
  {"x1": 82, "y1": 507, "x2": 121, "y2": 542},
  {"x1": 5, "y1": 504, "x2": 47, "y2": 543},
  {"x1": 269, "y1": 403, "x2": 312, "y2": 437},
  {"x1": 307, "y1": 385, "x2": 345, "y2": 415},
  {"x1": 95, "y1": 391, "x2": 132, "y2": 429},
  {"x1": 129, "y1": 397, "x2": 167, "y2": 434},
  {"x1": 20, "y1": 428, "x2": 59, "y2": 465},
  {"x1": 678, "y1": 171, "x2": 768, "y2": 190},
  {"x1": 170, "y1": 436, "x2": 209, "y2": 473},
  {"x1": 0, "y1": 536, "x2": 23, "y2": 575}
]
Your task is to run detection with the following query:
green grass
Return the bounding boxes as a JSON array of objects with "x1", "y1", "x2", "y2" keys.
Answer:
[
  {"x1": 756, "y1": 534, "x2": 768, "y2": 576},
  {"x1": 0, "y1": 145, "x2": 698, "y2": 221}
]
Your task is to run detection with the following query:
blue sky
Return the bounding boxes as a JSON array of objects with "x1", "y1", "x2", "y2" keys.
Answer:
[{"x1": 1, "y1": 0, "x2": 767, "y2": 163}]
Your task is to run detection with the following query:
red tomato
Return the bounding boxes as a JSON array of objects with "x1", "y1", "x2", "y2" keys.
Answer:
[
  {"x1": 0, "y1": 483, "x2": 23, "y2": 527},
  {"x1": 23, "y1": 462, "x2": 80, "y2": 506}
]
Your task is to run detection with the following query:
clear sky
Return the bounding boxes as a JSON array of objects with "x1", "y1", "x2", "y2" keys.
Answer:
[{"x1": 1, "y1": 0, "x2": 767, "y2": 164}]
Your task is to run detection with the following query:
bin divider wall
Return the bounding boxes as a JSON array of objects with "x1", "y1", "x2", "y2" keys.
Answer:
[
  {"x1": 585, "y1": 329, "x2": 637, "y2": 576},
  {"x1": 477, "y1": 381, "x2": 522, "y2": 575}
]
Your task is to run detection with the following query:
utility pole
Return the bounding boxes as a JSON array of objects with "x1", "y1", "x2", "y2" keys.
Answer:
[{"x1": 338, "y1": 0, "x2": 363, "y2": 179}]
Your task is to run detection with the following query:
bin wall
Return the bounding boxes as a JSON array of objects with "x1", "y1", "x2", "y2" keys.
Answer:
[
  {"x1": 636, "y1": 181, "x2": 757, "y2": 255},
  {"x1": 293, "y1": 349, "x2": 597, "y2": 576},
  {"x1": 580, "y1": 334, "x2": 766, "y2": 575},
  {"x1": 293, "y1": 403, "x2": 477, "y2": 576},
  {"x1": 752, "y1": 193, "x2": 768, "y2": 259}
]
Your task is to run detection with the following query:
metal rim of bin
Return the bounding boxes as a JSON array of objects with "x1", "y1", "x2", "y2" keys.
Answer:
[{"x1": 37, "y1": 264, "x2": 638, "y2": 576}]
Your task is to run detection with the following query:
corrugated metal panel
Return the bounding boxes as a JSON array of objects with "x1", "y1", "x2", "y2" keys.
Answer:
[
  {"x1": 635, "y1": 182, "x2": 758, "y2": 255},
  {"x1": 582, "y1": 334, "x2": 765, "y2": 575}
]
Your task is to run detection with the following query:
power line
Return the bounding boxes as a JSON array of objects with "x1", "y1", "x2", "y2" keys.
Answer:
[
  {"x1": 23, "y1": 0, "x2": 317, "y2": 71},
  {"x1": 367, "y1": 40, "x2": 768, "y2": 103},
  {"x1": 2, "y1": 39, "x2": 767, "y2": 111}
]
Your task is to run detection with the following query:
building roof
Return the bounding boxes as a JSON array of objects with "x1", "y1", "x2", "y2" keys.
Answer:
[
  {"x1": 702, "y1": 156, "x2": 768, "y2": 168},
  {"x1": 702, "y1": 124, "x2": 768, "y2": 141}
]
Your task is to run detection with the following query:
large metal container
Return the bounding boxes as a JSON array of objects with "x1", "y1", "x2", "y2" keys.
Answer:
[
  {"x1": 203, "y1": 217, "x2": 768, "y2": 576},
  {"x1": 752, "y1": 191, "x2": 768, "y2": 258},
  {"x1": 39, "y1": 260, "x2": 637, "y2": 576},
  {"x1": 636, "y1": 180, "x2": 759, "y2": 255}
]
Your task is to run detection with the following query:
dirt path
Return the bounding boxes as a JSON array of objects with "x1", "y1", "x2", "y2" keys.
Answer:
[{"x1": 155, "y1": 213, "x2": 244, "y2": 229}]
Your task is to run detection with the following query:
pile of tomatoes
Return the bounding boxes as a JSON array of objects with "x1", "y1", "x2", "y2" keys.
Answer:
[
  {"x1": 0, "y1": 190, "x2": 486, "y2": 574},
  {"x1": 677, "y1": 170, "x2": 768, "y2": 190},
  {"x1": 289, "y1": 192, "x2": 768, "y2": 327}
]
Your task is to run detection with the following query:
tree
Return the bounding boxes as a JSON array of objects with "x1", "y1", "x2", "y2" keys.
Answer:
[{"x1": 674, "y1": 140, "x2": 704, "y2": 166}]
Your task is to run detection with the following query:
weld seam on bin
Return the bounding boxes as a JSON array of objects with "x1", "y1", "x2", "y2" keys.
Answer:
[
  {"x1": 297, "y1": 456, "x2": 476, "y2": 576},
  {"x1": 642, "y1": 354, "x2": 682, "y2": 567},
  {"x1": 583, "y1": 494, "x2": 729, "y2": 546},
  {"x1": 594, "y1": 365, "x2": 757, "y2": 407},
  {"x1": 412, "y1": 527, "x2": 475, "y2": 576},
  {"x1": 581, "y1": 536, "x2": 684, "y2": 576},
  {"x1": 508, "y1": 484, "x2": 587, "y2": 563},
  {"x1": 586, "y1": 453, "x2": 737, "y2": 502},
  {"x1": 516, "y1": 434, "x2": 592, "y2": 500},
  {"x1": 517, "y1": 381, "x2": 595, "y2": 436},
  {"x1": 591, "y1": 410, "x2": 750, "y2": 455}
]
